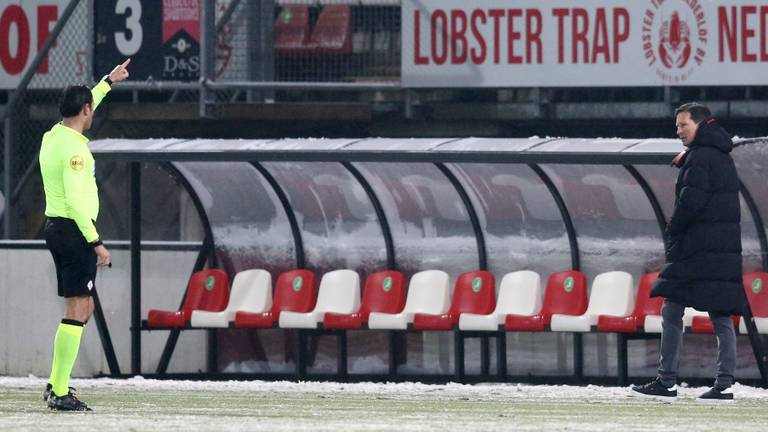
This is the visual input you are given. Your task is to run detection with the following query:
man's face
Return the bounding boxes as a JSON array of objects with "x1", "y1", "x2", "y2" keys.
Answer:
[{"x1": 675, "y1": 111, "x2": 699, "y2": 146}]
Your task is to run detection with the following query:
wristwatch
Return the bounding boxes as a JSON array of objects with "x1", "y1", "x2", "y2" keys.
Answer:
[{"x1": 102, "y1": 75, "x2": 113, "y2": 86}]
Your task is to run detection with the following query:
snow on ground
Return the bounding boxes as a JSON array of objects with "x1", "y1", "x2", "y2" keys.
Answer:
[
  {"x1": 3, "y1": 375, "x2": 768, "y2": 400},
  {"x1": 3, "y1": 376, "x2": 768, "y2": 432}
]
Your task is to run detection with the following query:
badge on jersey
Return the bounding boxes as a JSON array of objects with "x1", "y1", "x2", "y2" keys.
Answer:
[{"x1": 70, "y1": 155, "x2": 85, "y2": 171}]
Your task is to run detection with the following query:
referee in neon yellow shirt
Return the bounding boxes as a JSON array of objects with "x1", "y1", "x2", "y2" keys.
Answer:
[{"x1": 39, "y1": 59, "x2": 130, "y2": 411}]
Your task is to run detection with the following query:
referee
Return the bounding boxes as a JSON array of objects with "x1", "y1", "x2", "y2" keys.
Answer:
[{"x1": 39, "y1": 59, "x2": 130, "y2": 411}]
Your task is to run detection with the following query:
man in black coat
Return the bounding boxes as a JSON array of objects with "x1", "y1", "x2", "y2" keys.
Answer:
[{"x1": 630, "y1": 102, "x2": 744, "y2": 403}]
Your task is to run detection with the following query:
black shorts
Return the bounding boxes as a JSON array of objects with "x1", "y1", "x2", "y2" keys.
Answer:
[{"x1": 44, "y1": 217, "x2": 97, "y2": 298}]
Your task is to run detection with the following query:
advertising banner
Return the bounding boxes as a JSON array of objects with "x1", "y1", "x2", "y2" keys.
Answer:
[
  {"x1": 0, "y1": 0, "x2": 88, "y2": 89},
  {"x1": 94, "y1": 0, "x2": 201, "y2": 82},
  {"x1": 402, "y1": 0, "x2": 768, "y2": 87}
]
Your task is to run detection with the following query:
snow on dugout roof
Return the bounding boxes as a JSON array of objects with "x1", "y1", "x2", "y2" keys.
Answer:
[
  {"x1": 89, "y1": 137, "x2": 684, "y2": 161},
  {"x1": 533, "y1": 139, "x2": 642, "y2": 153}
]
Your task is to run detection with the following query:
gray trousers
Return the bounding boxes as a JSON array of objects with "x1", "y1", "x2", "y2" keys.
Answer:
[{"x1": 658, "y1": 299, "x2": 736, "y2": 388}]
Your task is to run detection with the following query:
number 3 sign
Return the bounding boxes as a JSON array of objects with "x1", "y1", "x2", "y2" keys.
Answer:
[{"x1": 94, "y1": 0, "x2": 200, "y2": 81}]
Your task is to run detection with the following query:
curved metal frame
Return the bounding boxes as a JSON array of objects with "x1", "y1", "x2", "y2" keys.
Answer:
[
  {"x1": 528, "y1": 164, "x2": 584, "y2": 379},
  {"x1": 164, "y1": 162, "x2": 217, "y2": 269},
  {"x1": 436, "y1": 163, "x2": 487, "y2": 270},
  {"x1": 343, "y1": 162, "x2": 396, "y2": 270},
  {"x1": 251, "y1": 162, "x2": 306, "y2": 269},
  {"x1": 739, "y1": 181, "x2": 768, "y2": 271},
  {"x1": 529, "y1": 164, "x2": 580, "y2": 271},
  {"x1": 150, "y1": 162, "x2": 219, "y2": 375},
  {"x1": 737, "y1": 180, "x2": 768, "y2": 384},
  {"x1": 624, "y1": 165, "x2": 669, "y2": 242}
]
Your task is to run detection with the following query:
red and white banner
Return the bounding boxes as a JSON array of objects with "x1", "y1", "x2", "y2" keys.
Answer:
[
  {"x1": 402, "y1": 0, "x2": 768, "y2": 87},
  {"x1": 0, "y1": 0, "x2": 88, "y2": 89}
]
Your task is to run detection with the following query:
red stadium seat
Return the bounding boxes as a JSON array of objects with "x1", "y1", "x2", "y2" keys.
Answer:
[
  {"x1": 324, "y1": 270, "x2": 405, "y2": 329},
  {"x1": 740, "y1": 272, "x2": 768, "y2": 334},
  {"x1": 234, "y1": 269, "x2": 317, "y2": 328},
  {"x1": 274, "y1": 5, "x2": 311, "y2": 55},
  {"x1": 309, "y1": 5, "x2": 352, "y2": 54},
  {"x1": 412, "y1": 271, "x2": 495, "y2": 330},
  {"x1": 743, "y1": 272, "x2": 768, "y2": 316},
  {"x1": 505, "y1": 270, "x2": 587, "y2": 331},
  {"x1": 147, "y1": 269, "x2": 229, "y2": 328},
  {"x1": 688, "y1": 273, "x2": 763, "y2": 334},
  {"x1": 597, "y1": 272, "x2": 662, "y2": 333},
  {"x1": 691, "y1": 314, "x2": 740, "y2": 334}
]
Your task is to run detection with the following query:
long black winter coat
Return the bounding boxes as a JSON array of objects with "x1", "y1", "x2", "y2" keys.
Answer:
[{"x1": 650, "y1": 119, "x2": 745, "y2": 315}]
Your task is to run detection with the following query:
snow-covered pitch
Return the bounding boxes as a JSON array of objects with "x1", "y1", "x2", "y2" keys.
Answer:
[{"x1": 2, "y1": 376, "x2": 768, "y2": 431}]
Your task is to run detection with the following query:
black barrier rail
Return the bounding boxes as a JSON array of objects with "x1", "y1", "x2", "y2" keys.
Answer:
[
  {"x1": 88, "y1": 150, "x2": 677, "y2": 165},
  {"x1": 130, "y1": 162, "x2": 142, "y2": 375}
]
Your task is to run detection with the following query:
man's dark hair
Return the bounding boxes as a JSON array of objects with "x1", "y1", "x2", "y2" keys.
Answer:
[
  {"x1": 675, "y1": 102, "x2": 711, "y2": 124},
  {"x1": 59, "y1": 85, "x2": 93, "y2": 118}
]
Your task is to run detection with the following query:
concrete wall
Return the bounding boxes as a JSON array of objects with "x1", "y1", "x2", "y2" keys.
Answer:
[{"x1": 0, "y1": 246, "x2": 207, "y2": 377}]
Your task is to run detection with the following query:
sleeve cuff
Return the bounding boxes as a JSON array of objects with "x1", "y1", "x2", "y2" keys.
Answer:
[{"x1": 94, "y1": 80, "x2": 111, "y2": 93}]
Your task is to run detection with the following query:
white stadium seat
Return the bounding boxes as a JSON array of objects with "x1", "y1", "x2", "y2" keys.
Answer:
[
  {"x1": 459, "y1": 270, "x2": 541, "y2": 331},
  {"x1": 368, "y1": 270, "x2": 450, "y2": 330},
  {"x1": 279, "y1": 269, "x2": 360, "y2": 329},
  {"x1": 550, "y1": 271, "x2": 634, "y2": 332},
  {"x1": 644, "y1": 307, "x2": 704, "y2": 333},
  {"x1": 191, "y1": 269, "x2": 272, "y2": 328}
]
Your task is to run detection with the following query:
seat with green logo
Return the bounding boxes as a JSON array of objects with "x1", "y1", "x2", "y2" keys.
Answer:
[
  {"x1": 191, "y1": 269, "x2": 272, "y2": 328},
  {"x1": 368, "y1": 270, "x2": 451, "y2": 330},
  {"x1": 146, "y1": 269, "x2": 229, "y2": 328},
  {"x1": 505, "y1": 271, "x2": 587, "y2": 331},
  {"x1": 279, "y1": 269, "x2": 360, "y2": 329},
  {"x1": 324, "y1": 271, "x2": 406, "y2": 329},
  {"x1": 739, "y1": 272, "x2": 768, "y2": 334},
  {"x1": 459, "y1": 270, "x2": 542, "y2": 331},
  {"x1": 550, "y1": 271, "x2": 634, "y2": 332},
  {"x1": 235, "y1": 270, "x2": 317, "y2": 328},
  {"x1": 412, "y1": 271, "x2": 496, "y2": 330},
  {"x1": 274, "y1": 5, "x2": 311, "y2": 55}
]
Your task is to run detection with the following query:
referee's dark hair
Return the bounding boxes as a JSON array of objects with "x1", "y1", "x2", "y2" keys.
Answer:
[
  {"x1": 59, "y1": 85, "x2": 93, "y2": 118},
  {"x1": 674, "y1": 102, "x2": 711, "y2": 124}
]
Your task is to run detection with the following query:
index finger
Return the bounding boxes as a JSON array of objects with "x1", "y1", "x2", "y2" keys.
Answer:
[{"x1": 120, "y1": 58, "x2": 131, "y2": 68}]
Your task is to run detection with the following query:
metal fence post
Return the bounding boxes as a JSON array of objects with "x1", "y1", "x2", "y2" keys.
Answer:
[
  {"x1": 3, "y1": 117, "x2": 11, "y2": 238},
  {"x1": 200, "y1": 0, "x2": 216, "y2": 118},
  {"x1": 130, "y1": 162, "x2": 142, "y2": 374},
  {"x1": 248, "y1": 0, "x2": 275, "y2": 103}
]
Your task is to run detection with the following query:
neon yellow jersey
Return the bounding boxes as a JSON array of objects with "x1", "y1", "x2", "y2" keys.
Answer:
[{"x1": 39, "y1": 80, "x2": 111, "y2": 243}]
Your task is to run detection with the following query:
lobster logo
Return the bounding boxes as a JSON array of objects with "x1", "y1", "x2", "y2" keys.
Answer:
[{"x1": 658, "y1": 11, "x2": 691, "y2": 69}]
